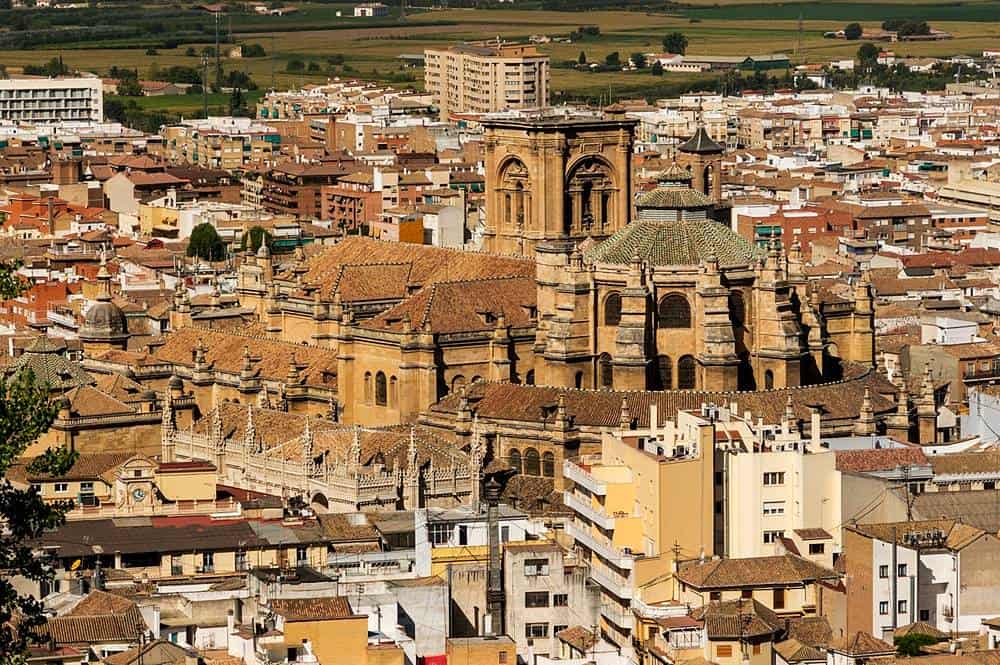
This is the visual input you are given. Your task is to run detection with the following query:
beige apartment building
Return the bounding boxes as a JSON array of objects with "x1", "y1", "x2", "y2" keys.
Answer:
[{"x1": 424, "y1": 40, "x2": 549, "y2": 120}]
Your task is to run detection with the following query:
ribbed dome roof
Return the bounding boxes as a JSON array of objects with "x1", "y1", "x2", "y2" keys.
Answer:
[
  {"x1": 585, "y1": 219, "x2": 762, "y2": 267},
  {"x1": 80, "y1": 301, "x2": 129, "y2": 343},
  {"x1": 658, "y1": 162, "x2": 693, "y2": 183},
  {"x1": 636, "y1": 186, "x2": 712, "y2": 210}
]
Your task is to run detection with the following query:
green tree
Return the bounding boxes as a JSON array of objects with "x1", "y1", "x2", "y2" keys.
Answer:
[
  {"x1": 662, "y1": 32, "x2": 688, "y2": 55},
  {"x1": 651, "y1": 60, "x2": 664, "y2": 76},
  {"x1": 241, "y1": 226, "x2": 274, "y2": 254},
  {"x1": 287, "y1": 58, "x2": 305, "y2": 73},
  {"x1": 630, "y1": 52, "x2": 646, "y2": 69},
  {"x1": 578, "y1": 50, "x2": 587, "y2": 65},
  {"x1": 895, "y1": 634, "x2": 939, "y2": 657},
  {"x1": 187, "y1": 223, "x2": 225, "y2": 262},
  {"x1": 857, "y1": 42, "x2": 880, "y2": 69},
  {"x1": 242, "y1": 43, "x2": 267, "y2": 58},
  {"x1": 115, "y1": 78, "x2": 143, "y2": 97},
  {"x1": 0, "y1": 262, "x2": 73, "y2": 661},
  {"x1": 605, "y1": 51, "x2": 620, "y2": 67},
  {"x1": 844, "y1": 22, "x2": 863, "y2": 40},
  {"x1": 229, "y1": 86, "x2": 245, "y2": 116}
]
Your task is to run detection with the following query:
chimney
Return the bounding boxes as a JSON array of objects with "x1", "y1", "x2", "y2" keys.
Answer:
[{"x1": 810, "y1": 407, "x2": 822, "y2": 447}]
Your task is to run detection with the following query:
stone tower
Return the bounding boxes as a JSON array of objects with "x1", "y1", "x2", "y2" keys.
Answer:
[
  {"x1": 676, "y1": 127, "x2": 724, "y2": 204},
  {"x1": 481, "y1": 110, "x2": 637, "y2": 256}
]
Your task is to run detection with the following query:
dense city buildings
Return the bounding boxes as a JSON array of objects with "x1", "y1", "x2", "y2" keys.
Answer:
[{"x1": 8, "y1": 22, "x2": 1000, "y2": 665}]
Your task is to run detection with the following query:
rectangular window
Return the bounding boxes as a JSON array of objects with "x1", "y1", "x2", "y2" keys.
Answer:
[
  {"x1": 753, "y1": 643, "x2": 762, "y2": 655},
  {"x1": 920, "y1": 609, "x2": 930, "y2": 621},
  {"x1": 897, "y1": 563, "x2": 907, "y2": 577},
  {"x1": 741, "y1": 590, "x2": 753, "y2": 599},
  {"x1": 429, "y1": 523, "x2": 451, "y2": 546},
  {"x1": 54, "y1": 482, "x2": 68, "y2": 493},
  {"x1": 235, "y1": 550, "x2": 247, "y2": 571},
  {"x1": 762, "y1": 501, "x2": 785, "y2": 516},
  {"x1": 499, "y1": 652, "x2": 507, "y2": 665},
  {"x1": 773, "y1": 588, "x2": 785, "y2": 610},
  {"x1": 296, "y1": 546, "x2": 308, "y2": 565},
  {"x1": 763, "y1": 530, "x2": 785, "y2": 544},
  {"x1": 808, "y1": 543, "x2": 825, "y2": 555},
  {"x1": 898, "y1": 600, "x2": 908, "y2": 614},
  {"x1": 763, "y1": 472, "x2": 785, "y2": 486},
  {"x1": 879, "y1": 601, "x2": 889, "y2": 615},
  {"x1": 554, "y1": 624, "x2": 568, "y2": 636},
  {"x1": 202, "y1": 552, "x2": 214, "y2": 573},
  {"x1": 879, "y1": 565, "x2": 889, "y2": 579},
  {"x1": 524, "y1": 591, "x2": 549, "y2": 608},
  {"x1": 80, "y1": 482, "x2": 94, "y2": 493},
  {"x1": 710, "y1": 591, "x2": 722, "y2": 601},
  {"x1": 716, "y1": 645, "x2": 733, "y2": 658},
  {"x1": 553, "y1": 594, "x2": 568, "y2": 607},
  {"x1": 524, "y1": 558, "x2": 549, "y2": 576},
  {"x1": 525, "y1": 623, "x2": 548, "y2": 639}
]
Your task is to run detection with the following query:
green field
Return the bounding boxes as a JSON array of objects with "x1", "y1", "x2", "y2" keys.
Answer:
[{"x1": 2, "y1": 2, "x2": 999, "y2": 113}]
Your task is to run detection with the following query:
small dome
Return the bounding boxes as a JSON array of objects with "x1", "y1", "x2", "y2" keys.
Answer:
[
  {"x1": 658, "y1": 162, "x2": 692, "y2": 184},
  {"x1": 585, "y1": 218, "x2": 761, "y2": 268},
  {"x1": 79, "y1": 300, "x2": 129, "y2": 344},
  {"x1": 168, "y1": 374, "x2": 183, "y2": 390},
  {"x1": 256, "y1": 241, "x2": 271, "y2": 259},
  {"x1": 636, "y1": 186, "x2": 713, "y2": 210}
]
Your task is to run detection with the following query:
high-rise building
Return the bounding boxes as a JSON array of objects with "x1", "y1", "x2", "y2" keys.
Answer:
[
  {"x1": 0, "y1": 77, "x2": 103, "y2": 124},
  {"x1": 424, "y1": 41, "x2": 549, "y2": 120}
]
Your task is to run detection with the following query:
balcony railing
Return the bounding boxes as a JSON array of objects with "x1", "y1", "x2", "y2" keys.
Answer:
[
  {"x1": 563, "y1": 459, "x2": 606, "y2": 496},
  {"x1": 563, "y1": 490, "x2": 615, "y2": 530},
  {"x1": 565, "y1": 519, "x2": 634, "y2": 570},
  {"x1": 590, "y1": 562, "x2": 633, "y2": 599},
  {"x1": 600, "y1": 602, "x2": 635, "y2": 630}
]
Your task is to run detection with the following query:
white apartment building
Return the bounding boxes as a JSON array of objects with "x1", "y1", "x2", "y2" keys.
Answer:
[
  {"x1": 424, "y1": 41, "x2": 549, "y2": 120},
  {"x1": 0, "y1": 77, "x2": 103, "y2": 124}
]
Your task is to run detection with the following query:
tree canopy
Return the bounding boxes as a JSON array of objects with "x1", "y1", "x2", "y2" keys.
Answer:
[
  {"x1": 187, "y1": 223, "x2": 225, "y2": 262},
  {"x1": 844, "y1": 22, "x2": 863, "y2": 40},
  {"x1": 240, "y1": 226, "x2": 274, "y2": 254},
  {"x1": 0, "y1": 261, "x2": 73, "y2": 661},
  {"x1": 662, "y1": 32, "x2": 689, "y2": 55}
]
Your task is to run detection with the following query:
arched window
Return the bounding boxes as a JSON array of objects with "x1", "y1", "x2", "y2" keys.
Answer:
[
  {"x1": 470, "y1": 375, "x2": 482, "y2": 384},
  {"x1": 524, "y1": 448, "x2": 540, "y2": 476},
  {"x1": 603, "y1": 292, "x2": 622, "y2": 327},
  {"x1": 704, "y1": 164, "x2": 715, "y2": 197},
  {"x1": 678, "y1": 355, "x2": 696, "y2": 390},
  {"x1": 389, "y1": 376, "x2": 398, "y2": 407},
  {"x1": 598, "y1": 353, "x2": 613, "y2": 389},
  {"x1": 764, "y1": 370, "x2": 774, "y2": 390},
  {"x1": 509, "y1": 449, "x2": 522, "y2": 474},
  {"x1": 542, "y1": 452, "x2": 555, "y2": 478},
  {"x1": 364, "y1": 372, "x2": 372, "y2": 404},
  {"x1": 657, "y1": 355, "x2": 673, "y2": 390},
  {"x1": 525, "y1": 370, "x2": 535, "y2": 386},
  {"x1": 451, "y1": 375, "x2": 466, "y2": 393},
  {"x1": 574, "y1": 371, "x2": 584, "y2": 389},
  {"x1": 729, "y1": 290, "x2": 745, "y2": 327},
  {"x1": 658, "y1": 294, "x2": 691, "y2": 329},
  {"x1": 375, "y1": 371, "x2": 387, "y2": 406}
]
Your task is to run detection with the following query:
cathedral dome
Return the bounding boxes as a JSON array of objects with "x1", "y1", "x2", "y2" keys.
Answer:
[
  {"x1": 79, "y1": 300, "x2": 129, "y2": 343},
  {"x1": 585, "y1": 217, "x2": 761, "y2": 268}
]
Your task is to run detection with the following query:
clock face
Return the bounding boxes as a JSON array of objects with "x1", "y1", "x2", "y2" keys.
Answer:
[{"x1": 131, "y1": 488, "x2": 147, "y2": 501}]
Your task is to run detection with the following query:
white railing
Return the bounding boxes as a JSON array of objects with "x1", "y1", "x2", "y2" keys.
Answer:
[
  {"x1": 590, "y1": 562, "x2": 633, "y2": 599},
  {"x1": 562, "y1": 490, "x2": 615, "y2": 530},
  {"x1": 600, "y1": 602, "x2": 635, "y2": 630},
  {"x1": 563, "y1": 459, "x2": 606, "y2": 496},
  {"x1": 630, "y1": 597, "x2": 691, "y2": 620},
  {"x1": 565, "y1": 520, "x2": 634, "y2": 570}
]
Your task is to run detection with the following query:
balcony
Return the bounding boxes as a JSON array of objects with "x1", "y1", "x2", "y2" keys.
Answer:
[
  {"x1": 565, "y1": 519, "x2": 634, "y2": 570},
  {"x1": 631, "y1": 597, "x2": 692, "y2": 621},
  {"x1": 590, "y1": 562, "x2": 633, "y2": 599},
  {"x1": 600, "y1": 601, "x2": 635, "y2": 630},
  {"x1": 563, "y1": 459, "x2": 606, "y2": 496},
  {"x1": 563, "y1": 490, "x2": 615, "y2": 530}
]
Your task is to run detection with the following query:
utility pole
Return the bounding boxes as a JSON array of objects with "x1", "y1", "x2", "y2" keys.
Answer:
[
  {"x1": 201, "y1": 55, "x2": 209, "y2": 119},
  {"x1": 214, "y1": 10, "x2": 222, "y2": 93},
  {"x1": 795, "y1": 13, "x2": 803, "y2": 60},
  {"x1": 484, "y1": 477, "x2": 504, "y2": 637},
  {"x1": 891, "y1": 525, "x2": 898, "y2": 632},
  {"x1": 270, "y1": 33, "x2": 276, "y2": 91}
]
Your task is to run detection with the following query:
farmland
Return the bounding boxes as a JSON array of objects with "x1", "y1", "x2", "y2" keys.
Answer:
[{"x1": 1, "y1": 2, "x2": 1000, "y2": 112}]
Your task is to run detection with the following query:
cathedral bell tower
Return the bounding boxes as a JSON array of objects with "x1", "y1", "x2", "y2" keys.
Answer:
[{"x1": 481, "y1": 110, "x2": 637, "y2": 256}]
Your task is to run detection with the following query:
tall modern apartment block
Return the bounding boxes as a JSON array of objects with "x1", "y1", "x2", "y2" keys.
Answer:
[{"x1": 0, "y1": 77, "x2": 104, "y2": 124}]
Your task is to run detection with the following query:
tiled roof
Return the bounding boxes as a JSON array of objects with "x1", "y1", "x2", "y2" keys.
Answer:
[
  {"x1": 894, "y1": 621, "x2": 946, "y2": 639},
  {"x1": 676, "y1": 553, "x2": 839, "y2": 589},
  {"x1": 908, "y1": 489, "x2": 1000, "y2": 533},
  {"x1": 829, "y1": 632, "x2": 895, "y2": 656},
  {"x1": 556, "y1": 625, "x2": 598, "y2": 653},
  {"x1": 793, "y1": 528, "x2": 832, "y2": 541},
  {"x1": 8, "y1": 339, "x2": 94, "y2": 390},
  {"x1": 64, "y1": 384, "x2": 136, "y2": 417},
  {"x1": 21, "y1": 451, "x2": 132, "y2": 484},
  {"x1": 284, "y1": 237, "x2": 533, "y2": 296},
  {"x1": 774, "y1": 638, "x2": 826, "y2": 663},
  {"x1": 585, "y1": 219, "x2": 760, "y2": 267},
  {"x1": 44, "y1": 591, "x2": 145, "y2": 645},
  {"x1": 269, "y1": 597, "x2": 353, "y2": 621},
  {"x1": 153, "y1": 327, "x2": 337, "y2": 388},
  {"x1": 635, "y1": 186, "x2": 713, "y2": 209},
  {"x1": 786, "y1": 616, "x2": 833, "y2": 647},
  {"x1": 929, "y1": 451, "x2": 1000, "y2": 476},
  {"x1": 679, "y1": 127, "x2": 724, "y2": 154},
  {"x1": 430, "y1": 364, "x2": 896, "y2": 430},
  {"x1": 848, "y1": 519, "x2": 986, "y2": 551},
  {"x1": 361, "y1": 276, "x2": 536, "y2": 334},
  {"x1": 835, "y1": 447, "x2": 928, "y2": 473},
  {"x1": 690, "y1": 599, "x2": 781, "y2": 639}
]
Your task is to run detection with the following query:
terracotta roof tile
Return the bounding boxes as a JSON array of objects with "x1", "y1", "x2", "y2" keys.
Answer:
[
  {"x1": 676, "y1": 553, "x2": 839, "y2": 589},
  {"x1": 835, "y1": 447, "x2": 928, "y2": 473},
  {"x1": 269, "y1": 597, "x2": 353, "y2": 621}
]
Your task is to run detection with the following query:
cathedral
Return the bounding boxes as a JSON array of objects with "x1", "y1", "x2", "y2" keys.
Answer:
[{"x1": 481, "y1": 114, "x2": 874, "y2": 393}]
